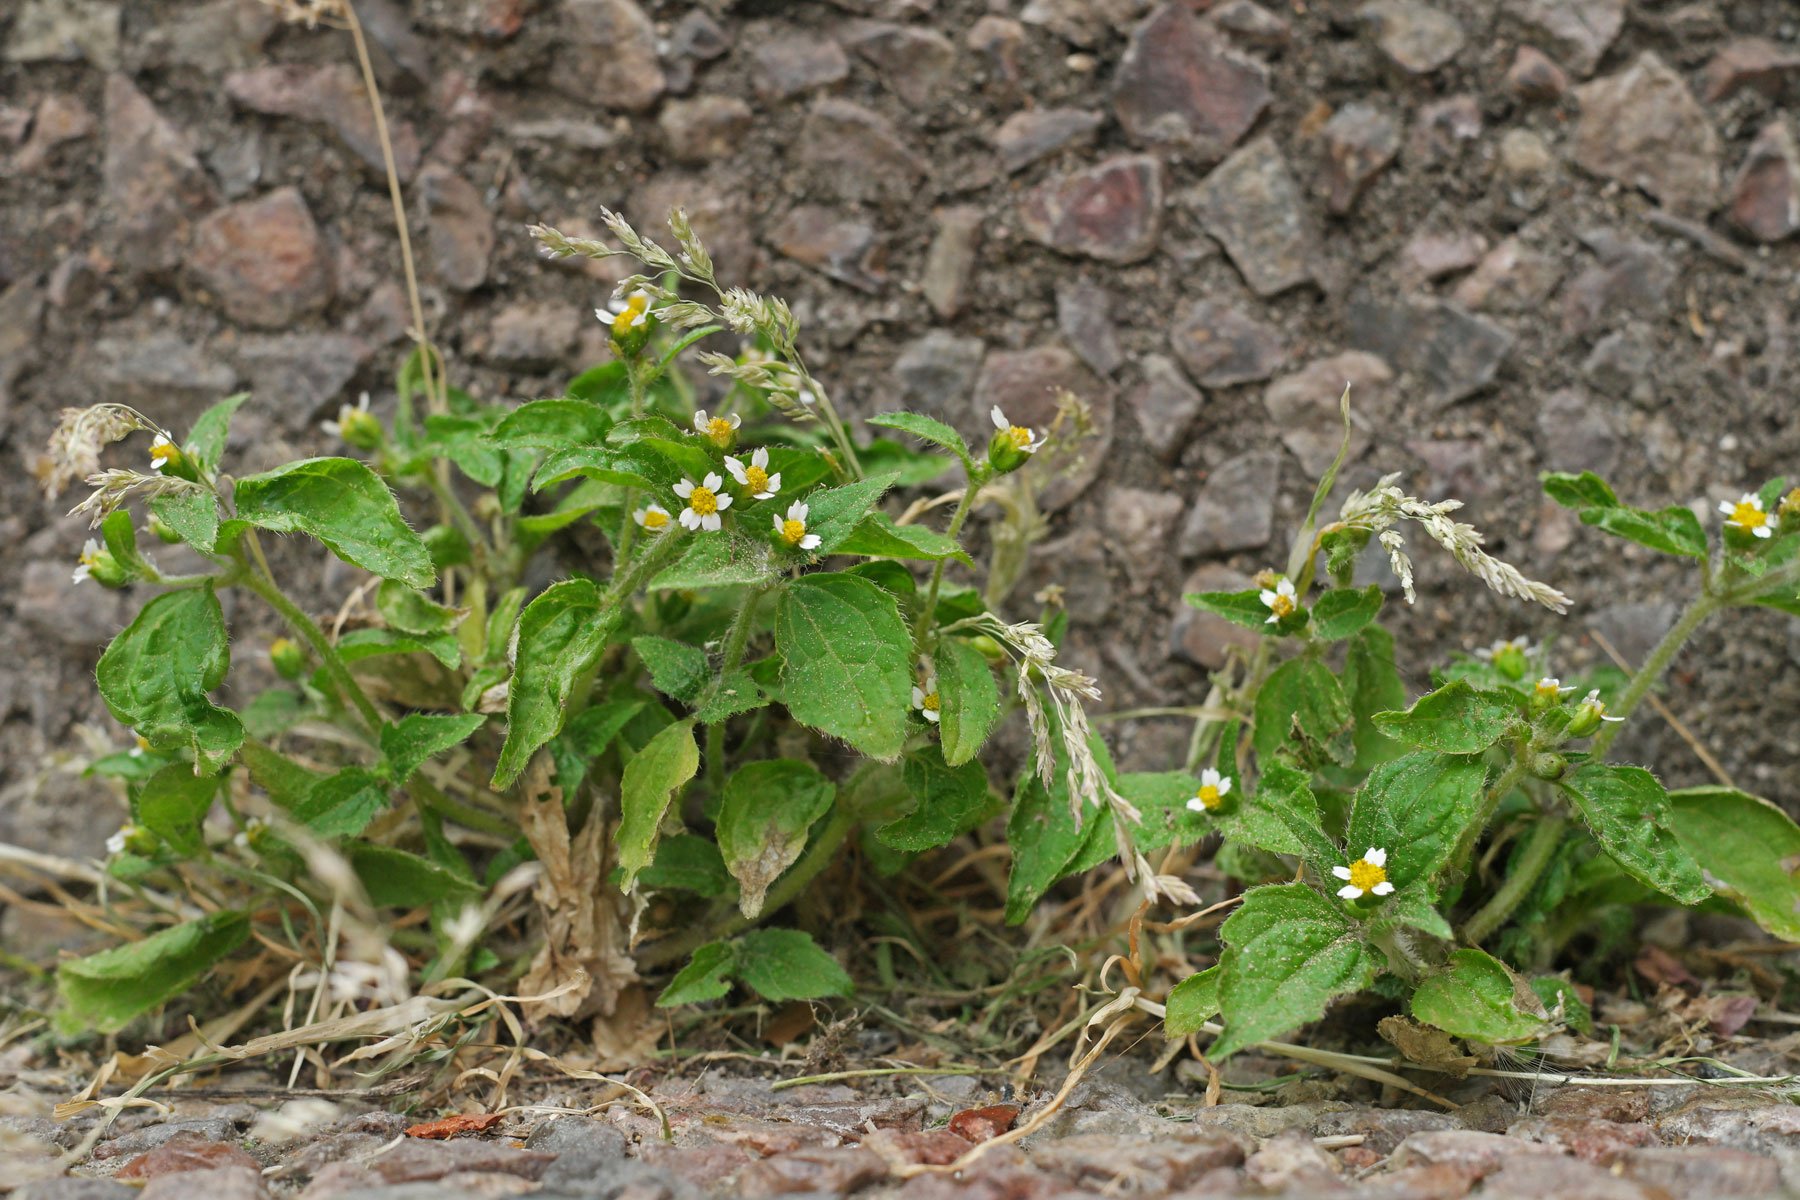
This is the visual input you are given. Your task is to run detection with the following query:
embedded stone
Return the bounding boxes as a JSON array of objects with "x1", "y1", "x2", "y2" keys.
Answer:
[
  {"x1": 1262, "y1": 351, "x2": 1388, "y2": 475},
  {"x1": 1559, "y1": 229, "x2": 1675, "y2": 336},
  {"x1": 1700, "y1": 37, "x2": 1800, "y2": 103},
  {"x1": 1056, "y1": 278, "x2": 1123, "y2": 377},
  {"x1": 1572, "y1": 52, "x2": 1721, "y2": 216},
  {"x1": 13, "y1": 93, "x2": 94, "y2": 174},
  {"x1": 225, "y1": 63, "x2": 421, "y2": 179},
  {"x1": 1726, "y1": 118, "x2": 1800, "y2": 243},
  {"x1": 1621, "y1": 1146, "x2": 1783, "y2": 1197},
  {"x1": 1320, "y1": 102, "x2": 1400, "y2": 214},
  {"x1": 966, "y1": 16, "x2": 1024, "y2": 88},
  {"x1": 1406, "y1": 94, "x2": 1482, "y2": 165},
  {"x1": 6, "y1": 0, "x2": 119, "y2": 68},
  {"x1": 972, "y1": 345, "x2": 1112, "y2": 511},
  {"x1": 1204, "y1": 0, "x2": 1291, "y2": 53},
  {"x1": 753, "y1": 30, "x2": 850, "y2": 101},
  {"x1": 770, "y1": 206, "x2": 889, "y2": 293},
  {"x1": 1128, "y1": 354, "x2": 1205, "y2": 461},
  {"x1": 1181, "y1": 449, "x2": 1282, "y2": 558},
  {"x1": 893, "y1": 331, "x2": 985, "y2": 420},
  {"x1": 1169, "y1": 300, "x2": 1286, "y2": 388},
  {"x1": 991, "y1": 107, "x2": 1104, "y2": 174},
  {"x1": 798, "y1": 100, "x2": 927, "y2": 203},
  {"x1": 1400, "y1": 230, "x2": 1488, "y2": 282},
  {"x1": 415, "y1": 165, "x2": 493, "y2": 292},
  {"x1": 1193, "y1": 137, "x2": 1320, "y2": 297},
  {"x1": 1172, "y1": 564, "x2": 1261, "y2": 669},
  {"x1": 1018, "y1": 155, "x2": 1164, "y2": 264},
  {"x1": 1506, "y1": 0, "x2": 1623, "y2": 76},
  {"x1": 1452, "y1": 236, "x2": 1563, "y2": 312},
  {"x1": 480, "y1": 302, "x2": 582, "y2": 368},
  {"x1": 1358, "y1": 1, "x2": 1465, "y2": 74},
  {"x1": 1347, "y1": 294, "x2": 1514, "y2": 408},
  {"x1": 922, "y1": 205, "x2": 982, "y2": 318},
  {"x1": 189, "y1": 186, "x2": 331, "y2": 327},
  {"x1": 847, "y1": 23, "x2": 957, "y2": 108},
  {"x1": 1507, "y1": 45, "x2": 1569, "y2": 101},
  {"x1": 658, "y1": 96, "x2": 753, "y2": 165},
  {"x1": 102, "y1": 74, "x2": 215, "y2": 274},
  {"x1": 1113, "y1": 3, "x2": 1270, "y2": 162},
  {"x1": 551, "y1": 0, "x2": 663, "y2": 112},
  {"x1": 234, "y1": 335, "x2": 367, "y2": 433}
]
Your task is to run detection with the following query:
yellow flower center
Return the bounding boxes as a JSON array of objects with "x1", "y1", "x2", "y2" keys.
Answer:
[
  {"x1": 1731, "y1": 500, "x2": 1770, "y2": 531},
  {"x1": 150, "y1": 438, "x2": 180, "y2": 465},
  {"x1": 921, "y1": 691, "x2": 941, "y2": 713},
  {"x1": 1007, "y1": 425, "x2": 1033, "y2": 450},
  {"x1": 134, "y1": 733, "x2": 152, "y2": 753},
  {"x1": 1268, "y1": 594, "x2": 1296, "y2": 620},
  {"x1": 79, "y1": 546, "x2": 100, "y2": 567},
  {"x1": 705, "y1": 417, "x2": 735, "y2": 446},
  {"x1": 1195, "y1": 784, "x2": 1223, "y2": 810},
  {"x1": 1533, "y1": 680, "x2": 1561, "y2": 703},
  {"x1": 744, "y1": 465, "x2": 769, "y2": 492},
  {"x1": 781, "y1": 518, "x2": 807, "y2": 544},
  {"x1": 611, "y1": 293, "x2": 649, "y2": 335},
  {"x1": 642, "y1": 508, "x2": 669, "y2": 531},
  {"x1": 689, "y1": 487, "x2": 719, "y2": 517},
  {"x1": 1347, "y1": 859, "x2": 1388, "y2": 892}
]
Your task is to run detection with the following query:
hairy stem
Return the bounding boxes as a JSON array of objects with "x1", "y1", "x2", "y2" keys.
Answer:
[
  {"x1": 617, "y1": 358, "x2": 650, "y2": 563},
  {"x1": 1587, "y1": 591, "x2": 1719, "y2": 758},
  {"x1": 705, "y1": 588, "x2": 764, "y2": 793},
  {"x1": 238, "y1": 555, "x2": 382, "y2": 733},
  {"x1": 1462, "y1": 813, "x2": 1567, "y2": 945},
  {"x1": 913, "y1": 477, "x2": 982, "y2": 653},
  {"x1": 1452, "y1": 743, "x2": 1532, "y2": 876}
]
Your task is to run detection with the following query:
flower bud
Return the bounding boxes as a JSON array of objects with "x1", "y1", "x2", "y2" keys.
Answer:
[
  {"x1": 1491, "y1": 643, "x2": 1528, "y2": 681},
  {"x1": 107, "y1": 823, "x2": 159, "y2": 858},
  {"x1": 987, "y1": 427, "x2": 1031, "y2": 474},
  {"x1": 1529, "y1": 751, "x2": 1568, "y2": 780},
  {"x1": 148, "y1": 435, "x2": 198, "y2": 482},
  {"x1": 269, "y1": 637, "x2": 305, "y2": 680},
  {"x1": 73, "y1": 540, "x2": 128, "y2": 588},
  {"x1": 1566, "y1": 689, "x2": 1620, "y2": 737},
  {"x1": 336, "y1": 405, "x2": 383, "y2": 451}
]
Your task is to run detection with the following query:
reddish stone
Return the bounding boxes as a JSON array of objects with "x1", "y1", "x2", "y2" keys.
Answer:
[
  {"x1": 1728, "y1": 119, "x2": 1800, "y2": 243},
  {"x1": 947, "y1": 1105, "x2": 1020, "y2": 1143},
  {"x1": 1263, "y1": 351, "x2": 1388, "y2": 475},
  {"x1": 117, "y1": 1133, "x2": 260, "y2": 1179},
  {"x1": 1573, "y1": 52, "x2": 1721, "y2": 217},
  {"x1": 1507, "y1": 1116, "x2": 1659, "y2": 1164},
  {"x1": 659, "y1": 96, "x2": 753, "y2": 165},
  {"x1": 1622, "y1": 1146, "x2": 1783, "y2": 1197},
  {"x1": 797, "y1": 100, "x2": 927, "y2": 203},
  {"x1": 416, "y1": 164, "x2": 493, "y2": 292},
  {"x1": 1113, "y1": 3, "x2": 1269, "y2": 161},
  {"x1": 769, "y1": 206, "x2": 889, "y2": 294},
  {"x1": 14, "y1": 92, "x2": 95, "y2": 173},
  {"x1": 991, "y1": 108, "x2": 1104, "y2": 174},
  {"x1": 1505, "y1": 0, "x2": 1623, "y2": 77},
  {"x1": 1507, "y1": 45, "x2": 1569, "y2": 101},
  {"x1": 1320, "y1": 102, "x2": 1400, "y2": 214},
  {"x1": 1539, "y1": 1088, "x2": 1651, "y2": 1124},
  {"x1": 189, "y1": 186, "x2": 332, "y2": 328},
  {"x1": 1169, "y1": 300, "x2": 1286, "y2": 389},
  {"x1": 366, "y1": 1137, "x2": 556, "y2": 1183},
  {"x1": 1193, "y1": 137, "x2": 1319, "y2": 296},
  {"x1": 1400, "y1": 230, "x2": 1488, "y2": 282},
  {"x1": 753, "y1": 30, "x2": 850, "y2": 102},
  {"x1": 1018, "y1": 155, "x2": 1164, "y2": 264},
  {"x1": 225, "y1": 63, "x2": 421, "y2": 179},
  {"x1": 966, "y1": 16, "x2": 1024, "y2": 88},
  {"x1": 1407, "y1": 94, "x2": 1482, "y2": 164},
  {"x1": 848, "y1": 24, "x2": 957, "y2": 108},
  {"x1": 737, "y1": 1146, "x2": 887, "y2": 1197},
  {"x1": 922, "y1": 206, "x2": 982, "y2": 318},
  {"x1": 863, "y1": 1127, "x2": 977, "y2": 1167},
  {"x1": 1700, "y1": 37, "x2": 1800, "y2": 102},
  {"x1": 551, "y1": 0, "x2": 664, "y2": 112},
  {"x1": 1392, "y1": 1129, "x2": 1569, "y2": 1175},
  {"x1": 140, "y1": 1166, "x2": 268, "y2": 1200},
  {"x1": 1359, "y1": 1, "x2": 1466, "y2": 74},
  {"x1": 1478, "y1": 1154, "x2": 1654, "y2": 1200}
]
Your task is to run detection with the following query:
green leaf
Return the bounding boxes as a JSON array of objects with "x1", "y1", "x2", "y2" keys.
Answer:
[
  {"x1": 377, "y1": 580, "x2": 464, "y2": 636},
  {"x1": 934, "y1": 638, "x2": 1000, "y2": 767},
  {"x1": 1119, "y1": 771, "x2": 1209, "y2": 854},
  {"x1": 716, "y1": 760, "x2": 835, "y2": 918},
  {"x1": 859, "y1": 439, "x2": 952, "y2": 487},
  {"x1": 1371, "y1": 886, "x2": 1455, "y2": 942},
  {"x1": 1005, "y1": 768, "x2": 1089, "y2": 925},
  {"x1": 799, "y1": 477, "x2": 892, "y2": 555},
  {"x1": 135, "y1": 765, "x2": 220, "y2": 856},
  {"x1": 240, "y1": 740, "x2": 325, "y2": 812},
  {"x1": 616, "y1": 718, "x2": 700, "y2": 890},
  {"x1": 232, "y1": 457, "x2": 435, "y2": 587},
  {"x1": 835, "y1": 512, "x2": 973, "y2": 565},
  {"x1": 150, "y1": 491, "x2": 220, "y2": 552},
  {"x1": 1310, "y1": 585, "x2": 1384, "y2": 640},
  {"x1": 656, "y1": 941, "x2": 737, "y2": 1007},
  {"x1": 866, "y1": 411, "x2": 972, "y2": 464},
  {"x1": 380, "y1": 713, "x2": 487, "y2": 783},
  {"x1": 1344, "y1": 752, "x2": 1490, "y2": 894},
  {"x1": 100, "y1": 510, "x2": 153, "y2": 581},
  {"x1": 1184, "y1": 589, "x2": 1274, "y2": 632},
  {"x1": 1559, "y1": 764, "x2": 1709, "y2": 904},
  {"x1": 337, "y1": 627, "x2": 461, "y2": 670},
  {"x1": 291, "y1": 767, "x2": 390, "y2": 837},
  {"x1": 1542, "y1": 472, "x2": 1706, "y2": 559},
  {"x1": 1374, "y1": 682, "x2": 1515, "y2": 754},
  {"x1": 649, "y1": 534, "x2": 779, "y2": 591},
  {"x1": 633, "y1": 636, "x2": 708, "y2": 705},
  {"x1": 1213, "y1": 883, "x2": 1377, "y2": 1058},
  {"x1": 696, "y1": 668, "x2": 767, "y2": 725},
  {"x1": 1668, "y1": 785, "x2": 1800, "y2": 941},
  {"x1": 567, "y1": 360, "x2": 631, "y2": 406},
  {"x1": 56, "y1": 911, "x2": 250, "y2": 1035},
  {"x1": 638, "y1": 834, "x2": 733, "y2": 898},
  {"x1": 1245, "y1": 761, "x2": 1340, "y2": 874},
  {"x1": 347, "y1": 844, "x2": 480, "y2": 908},
  {"x1": 96, "y1": 586, "x2": 242, "y2": 773},
  {"x1": 878, "y1": 746, "x2": 992, "y2": 852},
  {"x1": 1343, "y1": 626, "x2": 1407, "y2": 772},
  {"x1": 184, "y1": 393, "x2": 249, "y2": 473},
  {"x1": 775, "y1": 573, "x2": 912, "y2": 760},
  {"x1": 550, "y1": 699, "x2": 646, "y2": 795},
  {"x1": 1411, "y1": 948, "x2": 1547, "y2": 1044},
  {"x1": 492, "y1": 580, "x2": 609, "y2": 789},
  {"x1": 1165, "y1": 967, "x2": 1221, "y2": 1038},
  {"x1": 1253, "y1": 656, "x2": 1354, "y2": 769},
  {"x1": 489, "y1": 398, "x2": 611, "y2": 449},
  {"x1": 534, "y1": 444, "x2": 660, "y2": 491},
  {"x1": 733, "y1": 928, "x2": 853, "y2": 1002}
]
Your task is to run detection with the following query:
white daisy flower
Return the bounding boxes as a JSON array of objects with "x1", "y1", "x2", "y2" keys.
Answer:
[
  {"x1": 321, "y1": 392, "x2": 369, "y2": 439},
  {"x1": 1475, "y1": 636, "x2": 1534, "y2": 662},
  {"x1": 1720, "y1": 492, "x2": 1775, "y2": 539},
  {"x1": 1533, "y1": 677, "x2": 1574, "y2": 704},
  {"x1": 673, "y1": 473, "x2": 731, "y2": 532},
  {"x1": 148, "y1": 433, "x2": 181, "y2": 473},
  {"x1": 71, "y1": 538, "x2": 101, "y2": 585},
  {"x1": 1333, "y1": 847, "x2": 1395, "y2": 900},
  {"x1": 773, "y1": 500, "x2": 820, "y2": 551},
  {"x1": 1260, "y1": 577, "x2": 1298, "y2": 624},
  {"x1": 1186, "y1": 768, "x2": 1233, "y2": 813},
  {"x1": 598, "y1": 290, "x2": 652, "y2": 336},
  {"x1": 989, "y1": 405, "x2": 1045, "y2": 454},
  {"x1": 725, "y1": 447, "x2": 781, "y2": 500},
  {"x1": 693, "y1": 408, "x2": 741, "y2": 448},
  {"x1": 911, "y1": 661, "x2": 941, "y2": 724},
  {"x1": 1577, "y1": 689, "x2": 1625, "y2": 724},
  {"x1": 634, "y1": 502, "x2": 672, "y2": 533}
]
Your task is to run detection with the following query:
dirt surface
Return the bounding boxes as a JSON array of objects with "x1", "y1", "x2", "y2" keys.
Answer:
[{"x1": 5, "y1": 0, "x2": 1800, "y2": 1195}]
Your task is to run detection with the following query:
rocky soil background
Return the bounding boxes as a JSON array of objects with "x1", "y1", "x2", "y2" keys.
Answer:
[{"x1": 7, "y1": 0, "x2": 1800, "y2": 1195}]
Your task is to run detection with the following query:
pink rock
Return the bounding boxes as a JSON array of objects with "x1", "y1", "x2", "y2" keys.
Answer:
[
  {"x1": 103, "y1": 74, "x2": 215, "y2": 274},
  {"x1": 1113, "y1": 3, "x2": 1269, "y2": 162},
  {"x1": 1018, "y1": 155, "x2": 1164, "y2": 264},
  {"x1": 1506, "y1": 45, "x2": 1569, "y2": 101},
  {"x1": 1727, "y1": 118, "x2": 1800, "y2": 243},
  {"x1": 225, "y1": 63, "x2": 420, "y2": 179},
  {"x1": 1572, "y1": 52, "x2": 1721, "y2": 217},
  {"x1": 189, "y1": 186, "x2": 332, "y2": 328},
  {"x1": 1699, "y1": 37, "x2": 1800, "y2": 103}
]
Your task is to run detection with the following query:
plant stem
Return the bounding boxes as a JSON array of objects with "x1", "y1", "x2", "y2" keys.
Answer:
[
  {"x1": 1452, "y1": 743, "x2": 1531, "y2": 875},
  {"x1": 617, "y1": 357, "x2": 650, "y2": 563},
  {"x1": 913, "y1": 477, "x2": 982, "y2": 653},
  {"x1": 1462, "y1": 813, "x2": 1567, "y2": 945},
  {"x1": 238, "y1": 551, "x2": 383, "y2": 733},
  {"x1": 637, "y1": 801, "x2": 858, "y2": 969},
  {"x1": 705, "y1": 588, "x2": 763, "y2": 793},
  {"x1": 1588, "y1": 591, "x2": 1719, "y2": 758}
]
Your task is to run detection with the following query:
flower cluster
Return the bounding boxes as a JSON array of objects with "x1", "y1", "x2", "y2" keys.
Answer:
[{"x1": 1721, "y1": 493, "x2": 1775, "y2": 539}]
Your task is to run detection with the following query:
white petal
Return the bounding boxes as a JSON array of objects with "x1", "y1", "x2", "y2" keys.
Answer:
[
  {"x1": 725, "y1": 456, "x2": 747, "y2": 483},
  {"x1": 1278, "y1": 579, "x2": 1296, "y2": 597},
  {"x1": 1265, "y1": 613, "x2": 1279, "y2": 624},
  {"x1": 679, "y1": 508, "x2": 700, "y2": 529},
  {"x1": 1720, "y1": 500, "x2": 1737, "y2": 516},
  {"x1": 1200, "y1": 769, "x2": 1220, "y2": 787},
  {"x1": 702, "y1": 513, "x2": 722, "y2": 532},
  {"x1": 674, "y1": 479, "x2": 694, "y2": 498},
  {"x1": 1755, "y1": 525, "x2": 1773, "y2": 538},
  {"x1": 1365, "y1": 847, "x2": 1386, "y2": 866},
  {"x1": 71, "y1": 565, "x2": 90, "y2": 585},
  {"x1": 1337, "y1": 885, "x2": 1363, "y2": 900},
  {"x1": 1217, "y1": 776, "x2": 1232, "y2": 795},
  {"x1": 693, "y1": 410, "x2": 709, "y2": 431},
  {"x1": 1332, "y1": 866, "x2": 1352, "y2": 880},
  {"x1": 1372, "y1": 881, "x2": 1395, "y2": 895},
  {"x1": 772, "y1": 513, "x2": 785, "y2": 533},
  {"x1": 714, "y1": 492, "x2": 733, "y2": 511},
  {"x1": 1185, "y1": 798, "x2": 1207, "y2": 813},
  {"x1": 1742, "y1": 493, "x2": 1761, "y2": 506},
  {"x1": 752, "y1": 447, "x2": 769, "y2": 468},
  {"x1": 790, "y1": 501, "x2": 809, "y2": 521},
  {"x1": 764, "y1": 472, "x2": 781, "y2": 493},
  {"x1": 726, "y1": 413, "x2": 742, "y2": 429},
  {"x1": 922, "y1": 708, "x2": 940, "y2": 723},
  {"x1": 799, "y1": 534, "x2": 820, "y2": 549},
  {"x1": 703, "y1": 472, "x2": 723, "y2": 491},
  {"x1": 912, "y1": 687, "x2": 925, "y2": 706},
  {"x1": 1259, "y1": 589, "x2": 1278, "y2": 606}
]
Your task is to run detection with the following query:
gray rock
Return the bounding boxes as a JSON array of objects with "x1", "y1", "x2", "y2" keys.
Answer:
[
  {"x1": 966, "y1": 16, "x2": 1024, "y2": 88},
  {"x1": 1582, "y1": 328, "x2": 1655, "y2": 403},
  {"x1": 529, "y1": 1115, "x2": 631, "y2": 1191},
  {"x1": 1589, "y1": 601, "x2": 1678, "y2": 669},
  {"x1": 479, "y1": 303, "x2": 581, "y2": 369},
  {"x1": 1113, "y1": 3, "x2": 1269, "y2": 161},
  {"x1": 1408, "y1": 437, "x2": 1497, "y2": 502},
  {"x1": 93, "y1": 1118, "x2": 242, "y2": 1161},
  {"x1": 15, "y1": 559, "x2": 129, "y2": 653},
  {"x1": 658, "y1": 96, "x2": 753, "y2": 165},
  {"x1": 797, "y1": 100, "x2": 927, "y2": 203},
  {"x1": 94, "y1": 334, "x2": 236, "y2": 404},
  {"x1": 1262, "y1": 351, "x2": 1388, "y2": 475},
  {"x1": 189, "y1": 186, "x2": 332, "y2": 327},
  {"x1": 1559, "y1": 229, "x2": 1675, "y2": 337},
  {"x1": 1169, "y1": 300, "x2": 1286, "y2": 388},
  {"x1": 1506, "y1": 0, "x2": 1624, "y2": 76},
  {"x1": 893, "y1": 332, "x2": 985, "y2": 420},
  {"x1": 1358, "y1": 1, "x2": 1465, "y2": 74},
  {"x1": 991, "y1": 107, "x2": 1104, "y2": 174},
  {"x1": 1030, "y1": 528, "x2": 1114, "y2": 623},
  {"x1": 1399, "y1": 231, "x2": 1488, "y2": 283},
  {"x1": 1127, "y1": 355, "x2": 1205, "y2": 462},
  {"x1": 1700, "y1": 37, "x2": 1800, "y2": 104},
  {"x1": 1181, "y1": 449, "x2": 1282, "y2": 557},
  {"x1": 1056, "y1": 279, "x2": 1123, "y2": 376},
  {"x1": 1620, "y1": 1146, "x2": 1783, "y2": 1197},
  {"x1": 1019, "y1": 155, "x2": 1165, "y2": 264},
  {"x1": 1193, "y1": 137, "x2": 1319, "y2": 297},
  {"x1": 1536, "y1": 388, "x2": 1620, "y2": 476},
  {"x1": 416, "y1": 165, "x2": 493, "y2": 292},
  {"x1": 921, "y1": 206, "x2": 982, "y2": 318},
  {"x1": 847, "y1": 23, "x2": 957, "y2": 108},
  {"x1": 234, "y1": 334, "x2": 367, "y2": 433},
  {"x1": 103, "y1": 74, "x2": 216, "y2": 275},
  {"x1": 1406, "y1": 93, "x2": 1482, "y2": 165},
  {"x1": 13, "y1": 93, "x2": 96, "y2": 175},
  {"x1": 1573, "y1": 53, "x2": 1721, "y2": 217},
  {"x1": 1204, "y1": 0, "x2": 1291, "y2": 53},
  {"x1": 1452, "y1": 237, "x2": 1564, "y2": 313},
  {"x1": 1346, "y1": 295, "x2": 1514, "y2": 408},
  {"x1": 1172, "y1": 563, "x2": 1261, "y2": 669},
  {"x1": 1019, "y1": 0, "x2": 1138, "y2": 48},
  {"x1": 224, "y1": 63, "x2": 420, "y2": 179},
  {"x1": 1727, "y1": 118, "x2": 1800, "y2": 244},
  {"x1": 139, "y1": 1167, "x2": 266, "y2": 1200},
  {"x1": 0, "y1": 277, "x2": 45, "y2": 414},
  {"x1": 15, "y1": 1183, "x2": 138, "y2": 1200},
  {"x1": 1507, "y1": 45, "x2": 1569, "y2": 102},
  {"x1": 769, "y1": 206, "x2": 889, "y2": 293},
  {"x1": 1320, "y1": 102, "x2": 1401, "y2": 214},
  {"x1": 552, "y1": 0, "x2": 664, "y2": 112},
  {"x1": 753, "y1": 31, "x2": 850, "y2": 102},
  {"x1": 6, "y1": 0, "x2": 119, "y2": 69},
  {"x1": 1106, "y1": 487, "x2": 1186, "y2": 590}
]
